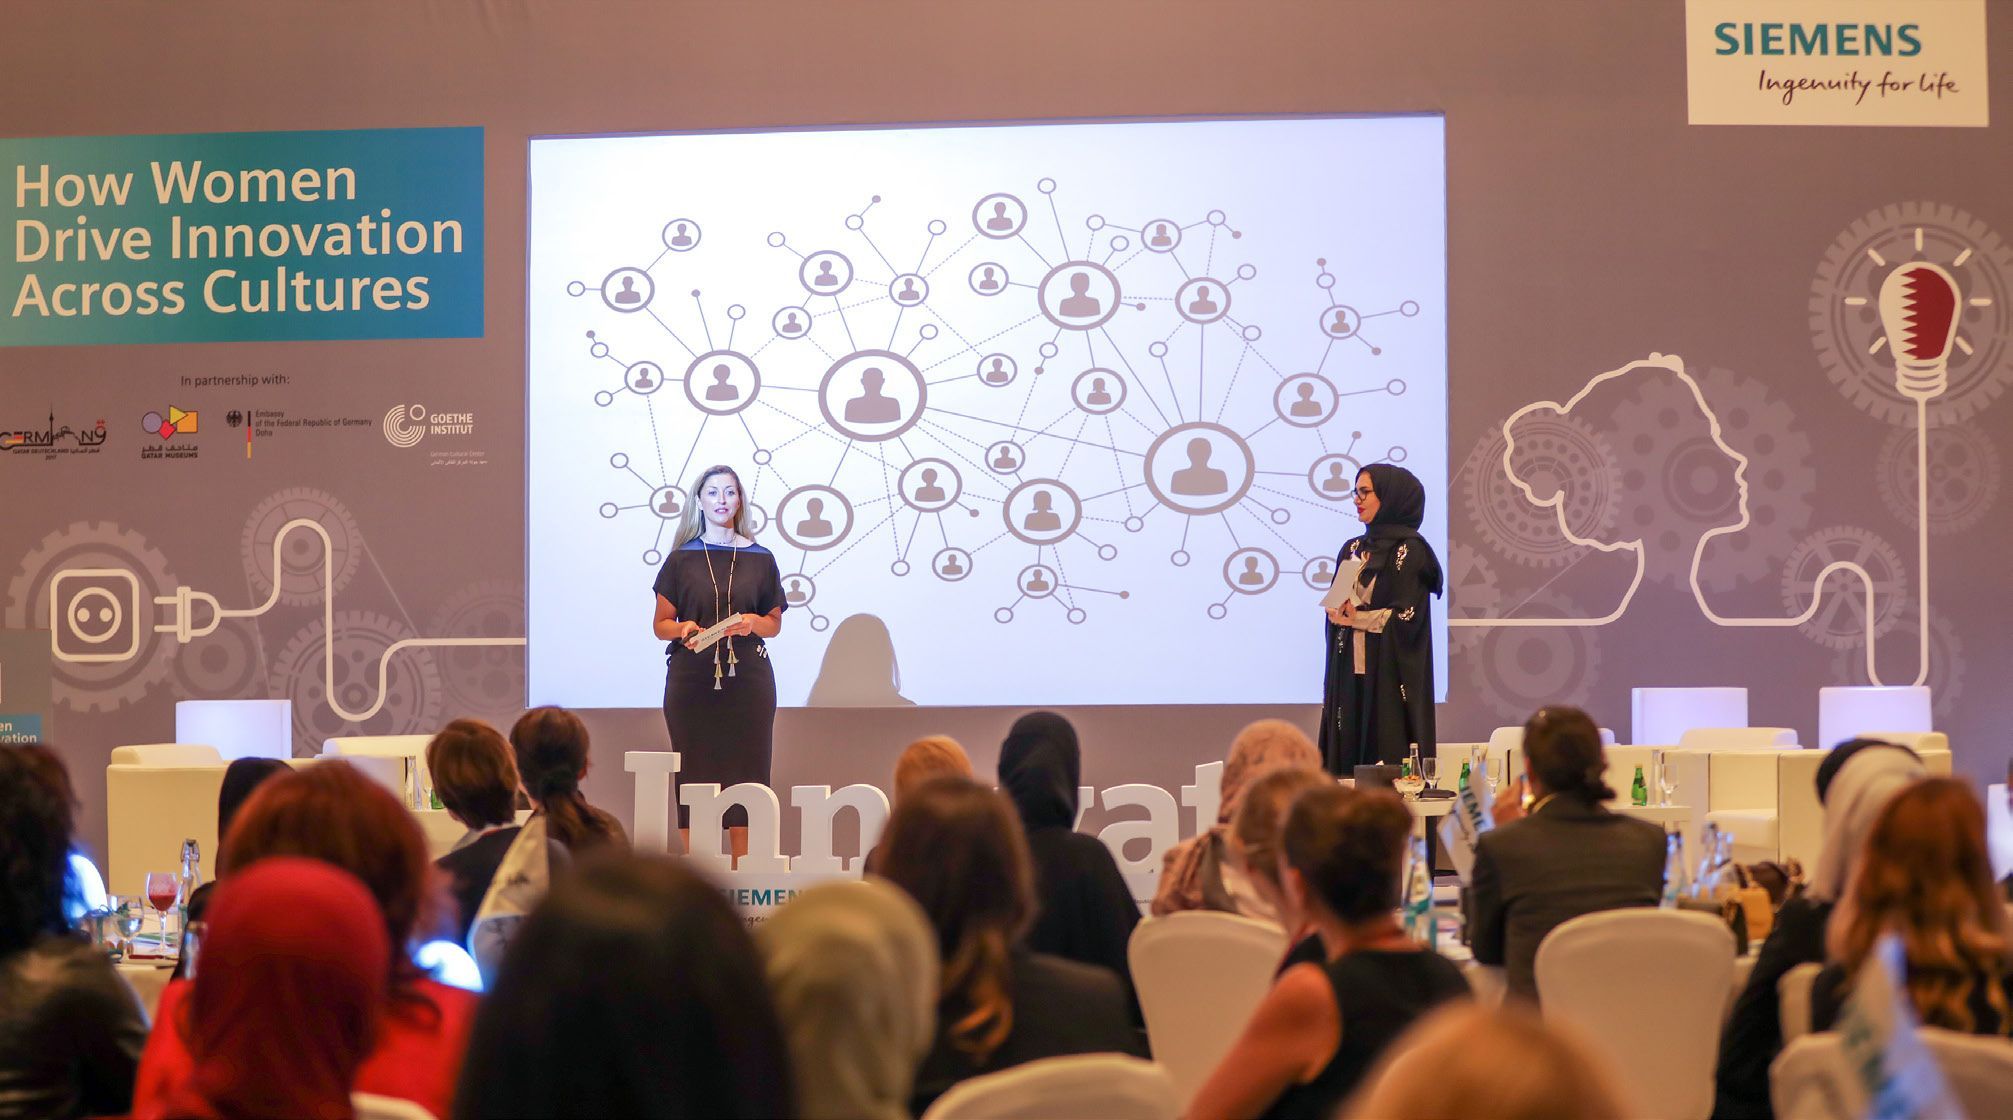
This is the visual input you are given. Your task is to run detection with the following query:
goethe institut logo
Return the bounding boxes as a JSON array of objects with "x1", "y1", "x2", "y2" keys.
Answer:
[{"x1": 383, "y1": 403, "x2": 476, "y2": 447}]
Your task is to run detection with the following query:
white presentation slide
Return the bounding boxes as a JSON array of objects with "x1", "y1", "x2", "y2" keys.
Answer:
[{"x1": 527, "y1": 115, "x2": 1448, "y2": 709}]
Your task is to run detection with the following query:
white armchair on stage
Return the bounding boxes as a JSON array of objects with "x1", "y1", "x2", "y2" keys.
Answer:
[
  {"x1": 1536, "y1": 909, "x2": 1734, "y2": 1120},
  {"x1": 1128, "y1": 912, "x2": 1285, "y2": 1107},
  {"x1": 321, "y1": 735, "x2": 463, "y2": 856},
  {"x1": 1700, "y1": 738, "x2": 1950, "y2": 866},
  {"x1": 920, "y1": 1054, "x2": 1178, "y2": 1120},
  {"x1": 105, "y1": 743, "x2": 228, "y2": 895}
]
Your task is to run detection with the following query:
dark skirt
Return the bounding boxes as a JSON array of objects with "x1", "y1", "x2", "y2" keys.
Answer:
[{"x1": 662, "y1": 638, "x2": 777, "y2": 829}]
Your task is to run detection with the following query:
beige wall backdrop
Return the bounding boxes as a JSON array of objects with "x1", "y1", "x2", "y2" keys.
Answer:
[{"x1": 4, "y1": 1, "x2": 2008, "y2": 857}]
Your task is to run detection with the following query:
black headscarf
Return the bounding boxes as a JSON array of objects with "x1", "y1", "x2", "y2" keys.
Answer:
[
  {"x1": 998, "y1": 711, "x2": 1080, "y2": 831},
  {"x1": 1814, "y1": 737, "x2": 1918, "y2": 804},
  {"x1": 1358, "y1": 463, "x2": 1443, "y2": 595}
]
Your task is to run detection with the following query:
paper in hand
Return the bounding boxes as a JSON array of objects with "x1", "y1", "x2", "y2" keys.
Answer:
[
  {"x1": 686, "y1": 616, "x2": 738, "y2": 653},
  {"x1": 1319, "y1": 557, "x2": 1366, "y2": 609}
]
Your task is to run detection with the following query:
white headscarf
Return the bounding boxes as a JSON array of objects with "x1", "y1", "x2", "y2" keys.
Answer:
[
  {"x1": 1809, "y1": 746, "x2": 1927, "y2": 902},
  {"x1": 761, "y1": 878, "x2": 939, "y2": 1120}
]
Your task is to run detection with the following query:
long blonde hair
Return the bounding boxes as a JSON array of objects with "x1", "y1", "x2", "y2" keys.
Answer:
[
  {"x1": 672, "y1": 464, "x2": 757, "y2": 549},
  {"x1": 1826, "y1": 778, "x2": 2012, "y2": 1034}
]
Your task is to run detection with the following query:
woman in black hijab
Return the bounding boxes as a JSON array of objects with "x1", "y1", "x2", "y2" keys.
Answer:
[
  {"x1": 997, "y1": 712, "x2": 1141, "y2": 1017},
  {"x1": 1319, "y1": 463, "x2": 1443, "y2": 772}
]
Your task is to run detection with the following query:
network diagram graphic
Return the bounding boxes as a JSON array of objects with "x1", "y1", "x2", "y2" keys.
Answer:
[{"x1": 564, "y1": 180, "x2": 1426, "y2": 634}]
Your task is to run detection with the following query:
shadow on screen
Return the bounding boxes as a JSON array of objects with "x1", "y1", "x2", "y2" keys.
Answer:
[{"x1": 806, "y1": 613, "x2": 915, "y2": 707}]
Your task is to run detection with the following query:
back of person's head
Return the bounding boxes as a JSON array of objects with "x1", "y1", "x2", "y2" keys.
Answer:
[
  {"x1": 1341, "y1": 1002, "x2": 1629, "y2": 1119},
  {"x1": 0, "y1": 745, "x2": 76, "y2": 955},
  {"x1": 892, "y1": 735, "x2": 973, "y2": 803},
  {"x1": 427, "y1": 718, "x2": 519, "y2": 830},
  {"x1": 1283, "y1": 785, "x2": 1411, "y2": 924},
  {"x1": 760, "y1": 880, "x2": 939, "y2": 1120},
  {"x1": 1828, "y1": 777, "x2": 2011, "y2": 1033},
  {"x1": 163, "y1": 858, "x2": 389, "y2": 1120},
  {"x1": 996, "y1": 710, "x2": 1081, "y2": 831},
  {"x1": 216, "y1": 757, "x2": 290, "y2": 846},
  {"x1": 222, "y1": 761, "x2": 435, "y2": 981},
  {"x1": 1231, "y1": 767, "x2": 1336, "y2": 893},
  {"x1": 1809, "y1": 739, "x2": 1926, "y2": 902},
  {"x1": 509, "y1": 706, "x2": 620, "y2": 853},
  {"x1": 1520, "y1": 706, "x2": 1612, "y2": 802},
  {"x1": 456, "y1": 855, "x2": 792, "y2": 1119},
  {"x1": 1220, "y1": 719, "x2": 1321, "y2": 823},
  {"x1": 877, "y1": 776, "x2": 1034, "y2": 1063}
]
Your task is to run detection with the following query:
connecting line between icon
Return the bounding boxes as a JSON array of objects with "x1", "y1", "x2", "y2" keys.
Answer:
[
  {"x1": 1448, "y1": 353, "x2": 1929, "y2": 689},
  {"x1": 147, "y1": 518, "x2": 525, "y2": 723}
]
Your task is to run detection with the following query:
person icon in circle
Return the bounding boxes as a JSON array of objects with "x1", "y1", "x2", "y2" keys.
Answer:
[
  {"x1": 704, "y1": 363, "x2": 739, "y2": 402},
  {"x1": 1058, "y1": 272, "x2": 1102, "y2": 318},
  {"x1": 781, "y1": 311, "x2": 803, "y2": 335},
  {"x1": 979, "y1": 267, "x2": 1000, "y2": 291},
  {"x1": 671, "y1": 223, "x2": 693, "y2": 248},
  {"x1": 796, "y1": 498, "x2": 835, "y2": 538},
  {"x1": 1329, "y1": 308, "x2": 1353, "y2": 335},
  {"x1": 992, "y1": 444, "x2": 1019, "y2": 471},
  {"x1": 614, "y1": 275, "x2": 642, "y2": 305},
  {"x1": 913, "y1": 468, "x2": 947, "y2": 505},
  {"x1": 1313, "y1": 558, "x2": 1333, "y2": 584},
  {"x1": 1024, "y1": 567, "x2": 1052, "y2": 594},
  {"x1": 986, "y1": 201, "x2": 1016, "y2": 231},
  {"x1": 786, "y1": 578, "x2": 808, "y2": 604},
  {"x1": 897, "y1": 277, "x2": 922, "y2": 303},
  {"x1": 984, "y1": 358, "x2": 1011, "y2": 385},
  {"x1": 1024, "y1": 490, "x2": 1063, "y2": 533},
  {"x1": 656, "y1": 490, "x2": 680, "y2": 516},
  {"x1": 1085, "y1": 378, "x2": 1113, "y2": 407},
  {"x1": 814, "y1": 260, "x2": 840, "y2": 288},
  {"x1": 845, "y1": 368, "x2": 901, "y2": 424},
  {"x1": 1238, "y1": 556, "x2": 1266, "y2": 586},
  {"x1": 1289, "y1": 382, "x2": 1324, "y2": 417},
  {"x1": 1170, "y1": 437, "x2": 1230, "y2": 496},
  {"x1": 1322, "y1": 461, "x2": 1350, "y2": 493},
  {"x1": 1151, "y1": 223, "x2": 1173, "y2": 247},
  {"x1": 940, "y1": 553, "x2": 966, "y2": 577},
  {"x1": 1187, "y1": 285, "x2": 1220, "y2": 316},
  {"x1": 631, "y1": 365, "x2": 656, "y2": 390}
]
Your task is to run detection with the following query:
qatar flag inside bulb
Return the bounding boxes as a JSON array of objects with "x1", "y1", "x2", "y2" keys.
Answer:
[{"x1": 1877, "y1": 261, "x2": 1961, "y2": 401}]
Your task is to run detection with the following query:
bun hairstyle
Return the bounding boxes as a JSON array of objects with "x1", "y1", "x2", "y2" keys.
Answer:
[
  {"x1": 509, "y1": 706, "x2": 620, "y2": 852},
  {"x1": 1520, "y1": 706, "x2": 1613, "y2": 803}
]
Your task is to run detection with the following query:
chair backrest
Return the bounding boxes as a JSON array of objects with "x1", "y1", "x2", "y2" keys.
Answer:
[
  {"x1": 1769, "y1": 1034, "x2": 1854, "y2": 1120},
  {"x1": 1920, "y1": 1028, "x2": 2013, "y2": 1118},
  {"x1": 352, "y1": 1093, "x2": 437, "y2": 1120},
  {"x1": 1127, "y1": 912, "x2": 1286, "y2": 1106},
  {"x1": 1679, "y1": 727, "x2": 1799, "y2": 751},
  {"x1": 1536, "y1": 909, "x2": 1734, "y2": 1120},
  {"x1": 920, "y1": 1054, "x2": 1178, "y2": 1120},
  {"x1": 1778, "y1": 962, "x2": 1823, "y2": 1045},
  {"x1": 108, "y1": 743, "x2": 223, "y2": 767},
  {"x1": 323, "y1": 734, "x2": 432, "y2": 758},
  {"x1": 324, "y1": 735, "x2": 434, "y2": 805}
]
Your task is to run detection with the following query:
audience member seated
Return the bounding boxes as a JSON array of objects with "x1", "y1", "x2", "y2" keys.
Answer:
[
  {"x1": 996, "y1": 712, "x2": 1140, "y2": 1008},
  {"x1": 429, "y1": 719, "x2": 542, "y2": 946},
  {"x1": 1340, "y1": 1002, "x2": 1629, "y2": 1119},
  {"x1": 1154, "y1": 718, "x2": 1322, "y2": 919},
  {"x1": 1468, "y1": 706, "x2": 1665, "y2": 1001},
  {"x1": 508, "y1": 706, "x2": 628, "y2": 855},
  {"x1": 454, "y1": 855, "x2": 793, "y2": 1118},
  {"x1": 1713, "y1": 739, "x2": 1923, "y2": 1118},
  {"x1": 1810, "y1": 778, "x2": 2013, "y2": 1035},
  {"x1": 864, "y1": 735, "x2": 974, "y2": 874},
  {"x1": 1188, "y1": 786, "x2": 1470, "y2": 1120},
  {"x1": 145, "y1": 858, "x2": 390, "y2": 1120},
  {"x1": 179, "y1": 756, "x2": 289, "y2": 935},
  {"x1": 0, "y1": 745, "x2": 146, "y2": 1119},
  {"x1": 879, "y1": 777, "x2": 1140, "y2": 1115},
  {"x1": 134, "y1": 762, "x2": 477, "y2": 1119},
  {"x1": 1228, "y1": 766, "x2": 1337, "y2": 973},
  {"x1": 761, "y1": 879, "x2": 938, "y2": 1120}
]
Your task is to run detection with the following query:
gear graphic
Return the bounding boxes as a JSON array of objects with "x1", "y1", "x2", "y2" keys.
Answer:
[
  {"x1": 425, "y1": 580, "x2": 527, "y2": 717},
  {"x1": 1810, "y1": 201, "x2": 2013, "y2": 428},
  {"x1": 241, "y1": 488, "x2": 363, "y2": 608},
  {"x1": 1460, "y1": 410, "x2": 1620, "y2": 569},
  {"x1": 171, "y1": 616, "x2": 267, "y2": 699},
  {"x1": 1609, "y1": 365, "x2": 1815, "y2": 591},
  {"x1": 1779, "y1": 526, "x2": 1909, "y2": 652},
  {"x1": 1470, "y1": 592, "x2": 1602, "y2": 721},
  {"x1": 1445, "y1": 542, "x2": 1503, "y2": 654},
  {"x1": 1875, "y1": 421, "x2": 2001, "y2": 537},
  {"x1": 3, "y1": 520, "x2": 179, "y2": 713},
  {"x1": 269, "y1": 610, "x2": 444, "y2": 752},
  {"x1": 1828, "y1": 608, "x2": 1963, "y2": 722}
]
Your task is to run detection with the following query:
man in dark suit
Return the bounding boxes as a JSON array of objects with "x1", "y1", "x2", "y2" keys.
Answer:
[{"x1": 1468, "y1": 707, "x2": 1667, "y2": 1001}]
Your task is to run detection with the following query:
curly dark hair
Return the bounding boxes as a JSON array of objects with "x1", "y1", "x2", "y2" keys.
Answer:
[{"x1": 1, "y1": 745, "x2": 79, "y2": 955}]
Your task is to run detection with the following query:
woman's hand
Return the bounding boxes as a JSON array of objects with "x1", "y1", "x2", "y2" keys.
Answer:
[
  {"x1": 720, "y1": 613, "x2": 757, "y2": 637},
  {"x1": 1325, "y1": 600, "x2": 1357, "y2": 626},
  {"x1": 676, "y1": 620, "x2": 705, "y2": 650},
  {"x1": 1491, "y1": 776, "x2": 1528, "y2": 824}
]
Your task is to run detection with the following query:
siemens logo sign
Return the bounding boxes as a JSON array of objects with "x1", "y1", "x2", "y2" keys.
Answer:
[{"x1": 1714, "y1": 22, "x2": 1922, "y2": 57}]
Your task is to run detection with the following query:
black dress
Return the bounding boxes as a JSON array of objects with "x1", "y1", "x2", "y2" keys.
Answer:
[
  {"x1": 1259, "y1": 949, "x2": 1470, "y2": 1120},
  {"x1": 652, "y1": 539, "x2": 787, "y2": 828}
]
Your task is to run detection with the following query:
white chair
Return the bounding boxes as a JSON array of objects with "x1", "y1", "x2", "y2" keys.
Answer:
[
  {"x1": 1987, "y1": 782, "x2": 2011, "y2": 882},
  {"x1": 1815, "y1": 686, "x2": 1932, "y2": 753},
  {"x1": 1128, "y1": 912, "x2": 1286, "y2": 1105},
  {"x1": 174, "y1": 699, "x2": 292, "y2": 761},
  {"x1": 352, "y1": 1093, "x2": 437, "y2": 1120},
  {"x1": 921, "y1": 1054, "x2": 1177, "y2": 1120},
  {"x1": 105, "y1": 744, "x2": 225, "y2": 895},
  {"x1": 1769, "y1": 1034, "x2": 1854, "y2": 1120},
  {"x1": 1679, "y1": 727, "x2": 1799, "y2": 751},
  {"x1": 1778, "y1": 962, "x2": 1823, "y2": 1045},
  {"x1": 1536, "y1": 909, "x2": 1734, "y2": 1120},
  {"x1": 1634, "y1": 687, "x2": 1749, "y2": 745},
  {"x1": 1702, "y1": 746, "x2": 1952, "y2": 866},
  {"x1": 321, "y1": 735, "x2": 467, "y2": 854},
  {"x1": 1920, "y1": 1029, "x2": 2013, "y2": 1118}
]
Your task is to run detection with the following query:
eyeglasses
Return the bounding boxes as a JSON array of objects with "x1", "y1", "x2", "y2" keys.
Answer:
[{"x1": 1353, "y1": 487, "x2": 1376, "y2": 499}]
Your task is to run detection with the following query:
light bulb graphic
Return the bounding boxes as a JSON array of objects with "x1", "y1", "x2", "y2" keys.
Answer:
[{"x1": 1877, "y1": 261, "x2": 1961, "y2": 401}]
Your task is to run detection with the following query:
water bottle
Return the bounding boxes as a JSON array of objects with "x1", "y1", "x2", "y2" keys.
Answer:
[
  {"x1": 1401, "y1": 833, "x2": 1434, "y2": 947},
  {"x1": 1458, "y1": 760, "x2": 1472, "y2": 791},
  {"x1": 1693, "y1": 822, "x2": 1724, "y2": 898},
  {"x1": 1661, "y1": 827, "x2": 1689, "y2": 907},
  {"x1": 1630, "y1": 765, "x2": 1648, "y2": 807},
  {"x1": 177, "y1": 839, "x2": 202, "y2": 947}
]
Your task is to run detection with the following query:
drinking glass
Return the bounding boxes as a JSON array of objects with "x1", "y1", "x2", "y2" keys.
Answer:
[
  {"x1": 1658, "y1": 755, "x2": 1680, "y2": 807},
  {"x1": 144, "y1": 872, "x2": 179, "y2": 950},
  {"x1": 1420, "y1": 757, "x2": 1440, "y2": 791},
  {"x1": 1484, "y1": 757, "x2": 1504, "y2": 797}
]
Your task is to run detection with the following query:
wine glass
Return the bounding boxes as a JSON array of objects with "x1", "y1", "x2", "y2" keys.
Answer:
[
  {"x1": 1483, "y1": 757, "x2": 1504, "y2": 798},
  {"x1": 1658, "y1": 756, "x2": 1681, "y2": 807},
  {"x1": 144, "y1": 872, "x2": 179, "y2": 951},
  {"x1": 1420, "y1": 757, "x2": 1440, "y2": 792}
]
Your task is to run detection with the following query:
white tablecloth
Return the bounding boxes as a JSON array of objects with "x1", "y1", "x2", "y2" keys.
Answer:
[{"x1": 118, "y1": 960, "x2": 175, "y2": 1021}]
